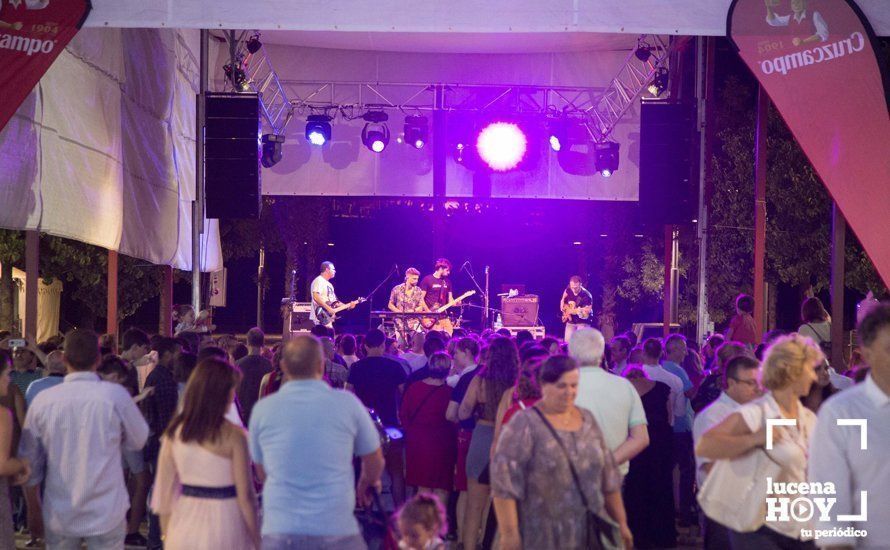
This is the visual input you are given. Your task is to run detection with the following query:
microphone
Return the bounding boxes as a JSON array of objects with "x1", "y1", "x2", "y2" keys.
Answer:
[{"x1": 460, "y1": 260, "x2": 471, "y2": 272}]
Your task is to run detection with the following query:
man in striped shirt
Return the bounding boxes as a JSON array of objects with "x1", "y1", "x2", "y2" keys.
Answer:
[{"x1": 19, "y1": 329, "x2": 149, "y2": 549}]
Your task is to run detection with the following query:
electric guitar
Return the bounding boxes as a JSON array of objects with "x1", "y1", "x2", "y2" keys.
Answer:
[
  {"x1": 421, "y1": 290, "x2": 476, "y2": 329},
  {"x1": 315, "y1": 297, "x2": 366, "y2": 326},
  {"x1": 561, "y1": 300, "x2": 591, "y2": 323}
]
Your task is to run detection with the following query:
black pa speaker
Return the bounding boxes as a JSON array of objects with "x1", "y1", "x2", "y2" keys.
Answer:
[
  {"x1": 638, "y1": 101, "x2": 698, "y2": 228},
  {"x1": 204, "y1": 92, "x2": 261, "y2": 219}
]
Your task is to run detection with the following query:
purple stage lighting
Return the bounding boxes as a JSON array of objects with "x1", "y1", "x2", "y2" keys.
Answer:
[{"x1": 476, "y1": 122, "x2": 527, "y2": 172}]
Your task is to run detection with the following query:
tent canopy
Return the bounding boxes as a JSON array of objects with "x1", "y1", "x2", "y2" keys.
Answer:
[{"x1": 87, "y1": 0, "x2": 890, "y2": 39}]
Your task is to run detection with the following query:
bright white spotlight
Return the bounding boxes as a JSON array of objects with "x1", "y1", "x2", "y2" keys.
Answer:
[
  {"x1": 549, "y1": 135, "x2": 562, "y2": 152},
  {"x1": 476, "y1": 122, "x2": 527, "y2": 172},
  {"x1": 308, "y1": 131, "x2": 326, "y2": 146}
]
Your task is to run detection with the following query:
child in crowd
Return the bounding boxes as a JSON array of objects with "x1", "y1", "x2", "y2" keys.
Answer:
[
  {"x1": 397, "y1": 493, "x2": 447, "y2": 550},
  {"x1": 725, "y1": 293, "x2": 758, "y2": 347}
]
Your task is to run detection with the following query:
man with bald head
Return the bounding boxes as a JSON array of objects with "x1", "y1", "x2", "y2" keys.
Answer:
[
  {"x1": 570, "y1": 327, "x2": 649, "y2": 474},
  {"x1": 248, "y1": 335, "x2": 384, "y2": 550}
]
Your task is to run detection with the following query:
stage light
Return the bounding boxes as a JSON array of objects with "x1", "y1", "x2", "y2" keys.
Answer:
[
  {"x1": 594, "y1": 141, "x2": 620, "y2": 177},
  {"x1": 362, "y1": 111, "x2": 390, "y2": 153},
  {"x1": 246, "y1": 34, "x2": 262, "y2": 54},
  {"x1": 305, "y1": 114, "x2": 332, "y2": 146},
  {"x1": 648, "y1": 67, "x2": 669, "y2": 96},
  {"x1": 635, "y1": 39, "x2": 652, "y2": 62},
  {"x1": 261, "y1": 134, "x2": 285, "y2": 168},
  {"x1": 223, "y1": 63, "x2": 249, "y2": 92},
  {"x1": 548, "y1": 118, "x2": 569, "y2": 152},
  {"x1": 403, "y1": 115, "x2": 429, "y2": 149},
  {"x1": 476, "y1": 122, "x2": 527, "y2": 172}
]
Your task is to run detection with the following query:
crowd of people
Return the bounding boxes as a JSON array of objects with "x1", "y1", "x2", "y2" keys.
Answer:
[{"x1": 0, "y1": 294, "x2": 885, "y2": 549}]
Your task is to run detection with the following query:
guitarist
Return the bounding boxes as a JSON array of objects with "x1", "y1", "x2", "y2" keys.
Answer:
[
  {"x1": 419, "y1": 258, "x2": 460, "y2": 335},
  {"x1": 310, "y1": 261, "x2": 355, "y2": 330},
  {"x1": 388, "y1": 268, "x2": 430, "y2": 345},
  {"x1": 560, "y1": 275, "x2": 594, "y2": 342}
]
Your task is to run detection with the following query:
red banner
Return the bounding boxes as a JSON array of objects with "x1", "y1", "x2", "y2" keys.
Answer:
[
  {"x1": 0, "y1": 0, "x2": 91, "y2": 131},
  {"x1": 728, "y1": 0, "x2": 890, "y2": 286}
]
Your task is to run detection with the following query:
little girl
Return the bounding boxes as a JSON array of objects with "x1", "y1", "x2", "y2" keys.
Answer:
[{"x1": 397, "y1": 493, "x2": 447, "y2": 550}]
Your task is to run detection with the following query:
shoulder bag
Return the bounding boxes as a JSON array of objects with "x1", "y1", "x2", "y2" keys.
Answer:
[{"x1": 531, "y1": 407, "x2": 623, "y2": 550}]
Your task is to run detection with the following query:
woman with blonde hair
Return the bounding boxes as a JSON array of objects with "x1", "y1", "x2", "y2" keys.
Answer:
[{"x1": 697, "y1": 334, "x2": 820, "y2": 549}]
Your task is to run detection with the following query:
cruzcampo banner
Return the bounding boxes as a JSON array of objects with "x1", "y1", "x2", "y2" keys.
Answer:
[
  {"x1": 0, "y1": 0, "x2": 91, "y2": 131},
  {"x1": 728, "y1": 0, "x2": 890, "y2": 286}
]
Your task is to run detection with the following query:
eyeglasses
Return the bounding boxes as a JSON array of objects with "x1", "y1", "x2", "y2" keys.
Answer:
[{"x1": 729, "y1": 377, "x2": 760, "y2": 389}]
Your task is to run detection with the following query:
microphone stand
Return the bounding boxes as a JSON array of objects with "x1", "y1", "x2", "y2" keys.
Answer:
[
  {"x1": 484, "y1": 265, "x2": 490, "y2": 330},
  {"x1": 461, "y1": 263, "x2": 488, "y2": 328},
  {"x1": 365, "y1": 266, "x2": 399, "y2": 330},
  {"x1": 463, "y1": 303, "x2": 503, "y2": 330}
]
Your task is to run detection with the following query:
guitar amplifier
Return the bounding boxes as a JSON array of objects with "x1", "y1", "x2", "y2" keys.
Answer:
[
  {"x1": 501, "y1": 295, "x2": 539, "y2": 327},
  {"x1": 284, "y1": 302, "x2": 315, "y2": 334}
]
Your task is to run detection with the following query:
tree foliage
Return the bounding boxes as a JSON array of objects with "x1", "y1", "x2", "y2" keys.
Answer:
[{"x1": 705, "y1": 68, "x2": 885, "y2": 326}]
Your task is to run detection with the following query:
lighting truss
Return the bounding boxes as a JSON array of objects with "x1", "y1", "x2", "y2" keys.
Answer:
[
  {"x1": 584, "y1": 34, "x2": 676, "y2": 142},
  {"x1": 222, "y1": 32, "x2": 676, "y2": 144},
  {"x1": 221, "y1": 31, "x2": 294, "y2": 136}
]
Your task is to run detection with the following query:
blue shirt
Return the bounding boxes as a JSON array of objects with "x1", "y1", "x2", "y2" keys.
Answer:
[
  {"x1": 248, "y1": 379, "x2": 380, "y2": 537},
  {"x1": 25, "y1": 374, "x2": 65, "y2": 406},
  {"x1": 662, "y1": 361, "x2": 694, "y2": 432}
]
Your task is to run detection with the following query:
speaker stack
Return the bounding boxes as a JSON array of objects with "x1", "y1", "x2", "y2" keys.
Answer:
[
  {"x1": 204, "y1": 92, "x2": 262, "y2": 219},
  {"x1": 638, "y1": 101, "x2": 699, "y2": 228}
]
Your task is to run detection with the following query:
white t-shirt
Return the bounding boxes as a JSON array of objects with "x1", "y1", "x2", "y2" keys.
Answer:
[
  {"x1": 798, "y1": 321, "x2": 831, "y2": 347},
  {"x1": 310, "y1": 276, "x2": 336, "y2": 323},
  {"x1": 642, "y1": 364, "x2": 685, "y2": 426},
  {"x1": 692, "y1": 392, "x2": 741, "y2": 487},
  {"x1": 447, "y1": 364, "x2": 477, "y2": 388},
  {"x1": 402, "y1": 351, "x2": 427, "y2": 373},
  {"x1": 737, "y1": 393, "x2": 817, "y2": 540},
  {"x1": 575, "y1": 366, "x2": 648, "y2": 475}
]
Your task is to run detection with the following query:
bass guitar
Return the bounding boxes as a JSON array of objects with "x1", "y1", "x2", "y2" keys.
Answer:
[
  {"x1": 561, "y1": 300, "x2": 591, "y2": 323},
  {"x1": 421, "y1": 290, "x2": 476, "y2": 329},
  {"x1": 315, "y1": 297, "x2": 366, "y2": 326}
]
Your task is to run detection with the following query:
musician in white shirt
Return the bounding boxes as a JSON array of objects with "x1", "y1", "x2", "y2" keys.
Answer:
[{"x1": 310, "y1": 261, "x2": 354, "y2": 329}]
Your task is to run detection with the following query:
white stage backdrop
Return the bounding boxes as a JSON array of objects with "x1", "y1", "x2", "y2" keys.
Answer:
[
  {"x1": 0, "y1": 28, "x2": 222, "y2": 272},
  {"x1": 255, "y1": 44, "x2": 641, "y2": 200},
  {"x1": 85, "y1": 0, "x2": 890, "y2": 37}
]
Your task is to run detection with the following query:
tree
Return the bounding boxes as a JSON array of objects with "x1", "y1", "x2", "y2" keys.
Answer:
[
  {"x1": 706, "y1": 63, "x2": 886, "y2": 327},
  {"x1": 0, "y1": 229, "x2": 24, "y2": 331},
  {"x1": 40, "y1": 236, "x2": 161, "y2": 329}
]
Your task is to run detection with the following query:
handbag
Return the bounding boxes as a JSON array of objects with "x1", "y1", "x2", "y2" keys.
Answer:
[
  {"x1": 531, "y1": 407, "x2": 624, "y2": 550},
  {"x1": 696, "y1": 403, "x2": 783, "y2": 532}
]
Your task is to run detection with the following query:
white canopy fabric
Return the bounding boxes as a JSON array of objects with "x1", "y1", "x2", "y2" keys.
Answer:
[
  {"x1": 0, "y1": 28, "x2": 222, "y2": 272},
  {"x1": 86, "y1": 0, "x2": 890, "y2": 38}
]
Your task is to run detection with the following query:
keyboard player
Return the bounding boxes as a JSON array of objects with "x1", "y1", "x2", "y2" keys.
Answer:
[{"x1": 388, "y1": 267, "x2": 430, "y2": 345}]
